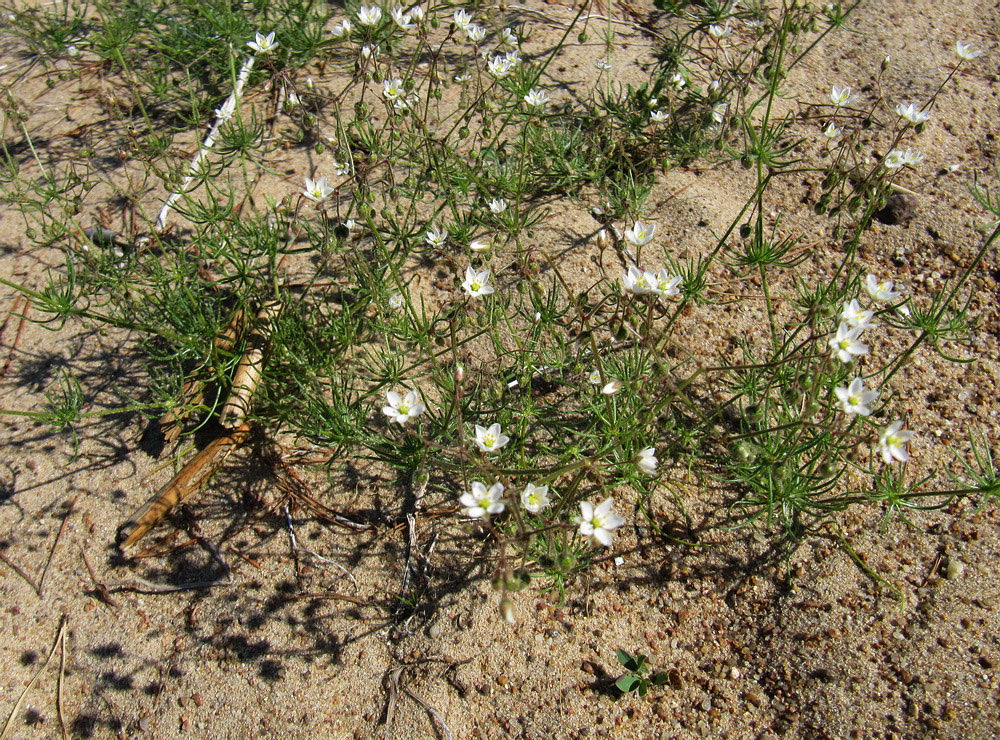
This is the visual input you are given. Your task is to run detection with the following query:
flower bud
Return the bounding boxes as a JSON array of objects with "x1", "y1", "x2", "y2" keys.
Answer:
[{"x1": 454, "y1": 363, "x2": 465, "y2": 383}]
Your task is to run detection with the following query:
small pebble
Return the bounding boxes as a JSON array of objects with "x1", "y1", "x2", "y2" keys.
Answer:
[{"x1": 946, "y1": 557, "x2": 965, "y2": 579}]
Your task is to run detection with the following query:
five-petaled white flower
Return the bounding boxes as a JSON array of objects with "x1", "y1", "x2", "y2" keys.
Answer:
[
  {"x1": 895, "y1": 102, "x2": 930, "y2": 124},
  {"x1": 331, "y1": 19, "x2": 353, "y2": 37},
  {"x1": 523, "y1": 87, "x2": 550, "y2": 107},
  {"x1": 834, "y1": 377, "x2": 878, "y2": 416},
  {"x1": 636, "y1": 447, "x2": 658, "y2": 475},
  {"x1": 387, "y1": 293, "x2": 404, "y2": 309},
  {"x1": 711, "y1": 102, "x2": 728, "y2": 123},
  {"x1": 828, "y1": 321, "x2": 869, "y2": 363},
  {"x1": 596, "y1": 59, "x2": 612, "y2": 71},
  {"x1": 460, "y1": 481, "x2": 505, "y2": 519},
  {"x1": 841, "y1": 298, "x2": 877, "y2": 330},
  {"x1": 248, "y1": 31, "x2": 279, "y2": 54},
  {"x1": 955, "y1": 40, "x2": 984, "y2": 61},
  {"x1": 708, "y1": 23, "x2": 732, "y2": 38},
  {"x1": 501, "y1": 27, "x2": 518, "y2": 47},
  {"x1": 830, "y1": 84, "x2": 857, "y2": 107},
  {"x1": 624, "y1": 220, "x2": 656, "y2": 246},
  {"x1": 453, "y1": 9, "x2": 473, "y2": 29},
  {"x1": 878, "y1": 421, "x2": 914, "y2": 464},
  {"x1": 382, "y1": 389, "x2": 426, "y2": 424},
  {"x1": 520, "y1": 483, "x2": 551, "y2": 513},
  {"x1": 464, "y1": 23, "x2": 485, "y2": 43},
  {"x1": 409, "y1": 6, "x2": 425, "y2": 22},
  {"x1": 302, "y1": 176, "x2": 333, "y2": 203},
  {"x1": 425, "y1": 227, "x2": 448, "y2": 247},
  {"x1": 462, "y1": 266, "x2": 494, "y2": 297},
  {"x1": 488, "y1": 198, "x2": 507, "y2": 214},
  {"x1": 487, "y1": 53, "x2": 517, "y2": 78},
  {"x1": 654, "y1": 270, "x2": 682, "y2": 298},
  {"x1": 383, "y1": 77, "x2": 405, "y2": 102},
  {"x1": 578, "y1": 498, "x2": 625, "y2": 547},
  {"x1": 332, "y1": 159, "x2": 352, "y2": 177},
  {"x1": 622, "y1": 265, "x2": 655, "y2": 295},
  {"x1": 215, "y1": 98, "x2": 237, "y2": 122},
  {"x1": 391, "y1": 7, "x2": 414, "y2": 30},
  {"x1": 823, "y1": 121, "x2": 841, "y2": 138},
  {"x1": 669, "y1": 71, "x2": 686, "y2": 89},
  {"x1": 864, "y1": 274, "x2": 903, "y2": 302},
  {"x1": 474, "y1": 423, "x2": 510, "y2": 453},
  {"x1": 357, "y1": 5, "x2": 382, "y2": 26},
  {"x1": 651, "y1": 109, "x2": 669, "y2": 123},
  {"x1": 884, "y1": 148, "x2": 924, "y2": 169}
]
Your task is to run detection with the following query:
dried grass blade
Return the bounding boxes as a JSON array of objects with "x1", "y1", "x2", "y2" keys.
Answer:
[{"x1": 0, "y1": 616, "x2": 67, "y2": 740}]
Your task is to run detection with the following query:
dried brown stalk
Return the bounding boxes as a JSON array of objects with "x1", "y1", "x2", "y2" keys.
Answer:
[
  {"x1": 159, "y1": 307, "x2": 247, "y2": 443},
  {"x1": 219, "y1": 300, "x2": 281, "y2": 429},
  {"x1": 119, "y1": 423, "x2": 252, "y2": 548}
]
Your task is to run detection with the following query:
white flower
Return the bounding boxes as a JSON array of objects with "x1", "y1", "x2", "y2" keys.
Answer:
[
  {"x1": 247, "y1": 31, "x2": 278, "y2": 54},
  {"x1": 391, "y1": 7, "x2": 414, "y2": 30},
  {"x1": 460, "y1": 482, "x2": 505, "y2": 519},
  {"x1": 387, "y1": 293, "x2": 404, "y2": 309},
  {"x1": 286, "y1": 91, "x2": 301, "y2": 106},
  {"x1": 469, "y1": 239, "x2": 491, "y2": 252},
  {"x1": 895, "y1": 102, "x2": 930, "y2": 124},
  {"x1": 474, "y1": 423, "x2": 510, "y2": 453},
  {"x1": 520, "y1": 483, "x2": 551, "y2": 513},
  {"x1": 331, "y1": 19, "x2": 353, "y2": 37},
  {"x1": 410, "y1": 6, "x2": 425, "y2": 22},
  {"x1": 708, "y1": 78, "x2": 721, "y2": 94},
  {"x1": 863, "y1": 274, "x2": 903, "y2": 302},
  {"x1": 357, "y1": 5, "x2": 383, "y2": 26},
  {"x1": 841, "y1": 298, "x2": 877, "y2": 330},
  {"x1": 596, "y1": 59, "x2": 612, "y2": 71},
  {"x1": 650, "y1": 109, "x2": 669, "y2": 123},
  {"x1": 624, "y1": 220, "x2": 656, "y2": 246},
  {"x1": 332, "y1": 159, "x2": 352, "y2": 177},
  {"x1": 302, "y1": 176, "x2": 333, "y2": 203},
  {"x1": 501, "y1": 27, "x2": 518, "y2": 47},
  {"x1": 523, "y1": 88, "x2": 550, "y2": 107},
  {"x1": 636, "y1": 447, "x2": 658, "y2": 475},
  {"x1": 601, "y1": 380, "x2": 622, "y2": 395},
  {"x1": 653, "y1": 270, "x2": 682, "y2": 298},
  {"x1": 453, "y1": 9, "x2": 473, "y2": 29},
  {"x1": 708, "y1": 22, "x2": 732, "y2": 38},
  {"x1": 833, "y1": 377, "x2": 878, "y2": 416},
  {"x1": 487, "y1": 54, "x2": 516, "y2": 78},
  {"x1": 462, "y1": 266, "x2": 494, "y2": 297},
  {"x1": 884, "y1": 148, "x2": 924, "y2": 169},
  {"x1": 488, "y1": 198, "x2": 507, "y2": 214},
  {"x1": 830, "y1": 84, "x2": 857, "y2": 107},
  {"x1": 823, "y1": 121, "x2": 842, "y2": 138},
  {"x1": 215, "y1": 97, "x2": 237, "y2": 122},
  {"x1": 425, "y1": 227, "x2": 447, "y2": 247},
  {"x1": 669, "y1": 71, "x2": 686, "y2": 88},
  {"x1": 578, "y1": 498, "x2": 625, "y2": 547},
  {"x1": 382, "y1": 389, "x2": 426, "y2": 424},
  {"x1": 878, "y1": 421, "x2": 914, "y2": 464},
  {"x1": 711, "y1": 102, "x2": 728, "y2": 123},
  {"x1": 828, "y1": 321, "x2": 869, "y2": 363},
  {"x1": 383, "y1": 77, "x2": 405, "y2": 102},
  {"x1": 360, "y1": 43, "x2": 379, "y2": 59},
  {"x1": 464, "y1": 23, "x2": 485, "y2": 43},
  {"x1": 955, "y1": 40, "x2": 984, "y2": 61},
  {"x1": 622, "y1": 265, "x2": 656, "y2": 295}
]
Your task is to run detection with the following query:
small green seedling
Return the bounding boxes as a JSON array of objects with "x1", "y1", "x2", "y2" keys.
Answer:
[{"x1": 614, "y1": 650, "x2": 669, "y2": 697}]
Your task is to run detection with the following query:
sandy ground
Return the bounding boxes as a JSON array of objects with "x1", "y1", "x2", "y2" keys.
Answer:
[{"x1": 1, "y1": 1, "x2": 999, "y2": 738}]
